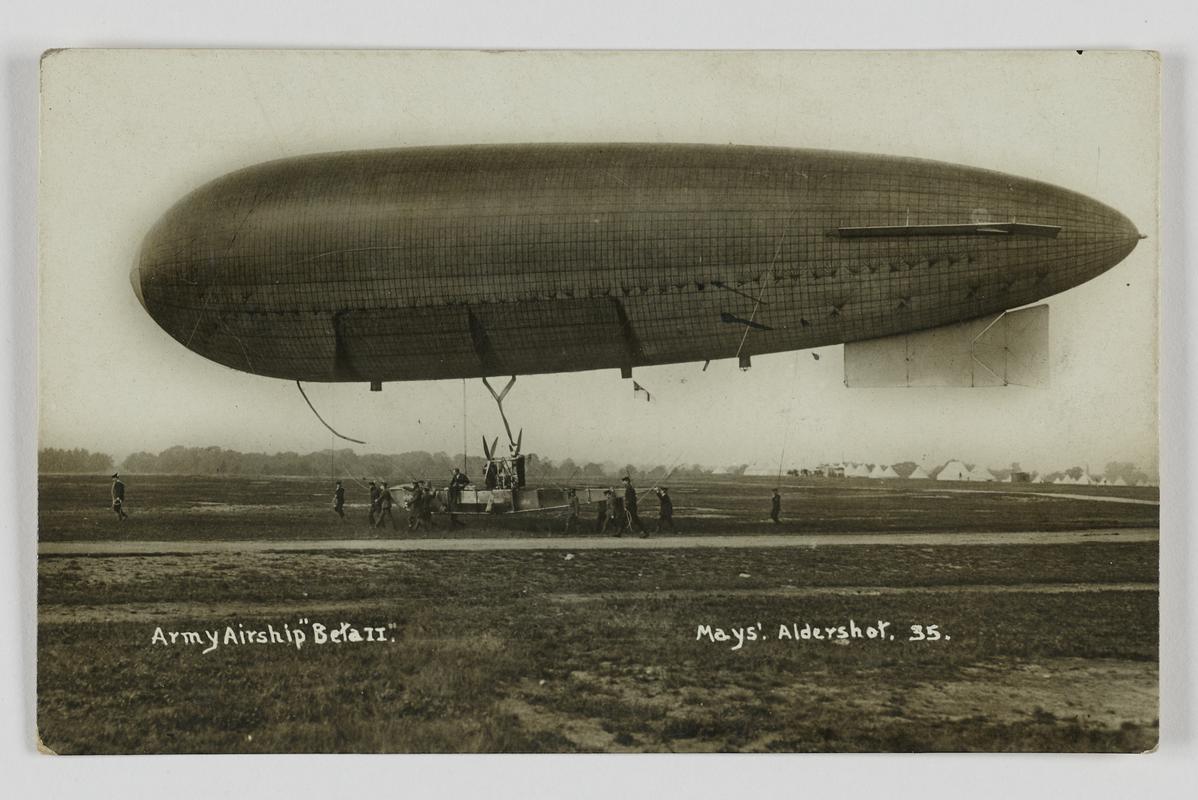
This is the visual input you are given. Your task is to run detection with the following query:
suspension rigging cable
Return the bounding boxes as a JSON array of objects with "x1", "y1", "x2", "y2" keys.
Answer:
[{"x1": 295, "y1": 381, "x2": 367, "y2": 444}]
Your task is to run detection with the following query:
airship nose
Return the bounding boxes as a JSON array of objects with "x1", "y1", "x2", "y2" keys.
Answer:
[
  {"x1": 1039, "y1": 186, "x2": 1144, "y2": 290},
  {"x1": 1094, "y1": 203, "x2": 1144, "y2": 269}
]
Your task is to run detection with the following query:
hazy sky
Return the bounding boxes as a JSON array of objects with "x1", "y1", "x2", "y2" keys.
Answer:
[{"x1": 39, "y1": 50, "x2": 1159, "y2": 475}]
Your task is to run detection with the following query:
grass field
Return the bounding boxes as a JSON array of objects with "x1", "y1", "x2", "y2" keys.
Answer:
[
  {"x1": 37, "y1": 474, "x2": 1159, "y2": 753},
  {"x1": 38, "y1": 473, "x2": 1159, "y2": 541}
]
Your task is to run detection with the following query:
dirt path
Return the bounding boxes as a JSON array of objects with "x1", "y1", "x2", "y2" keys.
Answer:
[
  {"x1": 38, "y1": 582, "x2": 1158, "y2": 624},
  {"x1": 547, "y1": 581, "x2": 1158, "y2": 604},
  {"x1": 38, "y1": 527, "x2": 1159, "y2": 556},
  {"x1": 932, "y1": 488, "x2": 1159, "y2": 506}
]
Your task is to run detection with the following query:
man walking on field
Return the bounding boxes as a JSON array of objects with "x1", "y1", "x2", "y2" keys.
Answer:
[
  {"x1": 333, "y1": 481, "x2": 346, "y2": 520},
  {"x1": 368, "y1": 481, "x2": 381, "y2": 526},
  {"x1": 621, "y1": 476, "x2": 647, "y2": 537},
  {"x1": 653, "y1": 487, "x2": 675, "y2": 533},
  {"x1": 110, "y1": 473, "x2": 128, "y2": 520},
  {"x1": 375, "y1": 482, "x2": 396, "y2": 530}
]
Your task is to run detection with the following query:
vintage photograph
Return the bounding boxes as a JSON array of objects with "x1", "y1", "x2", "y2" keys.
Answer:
[{"x1": 37, "y1": 49, "x2": 1160, "y2": 753}]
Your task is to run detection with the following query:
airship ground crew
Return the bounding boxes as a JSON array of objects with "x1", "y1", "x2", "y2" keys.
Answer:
[
  {"x1": 419, "y1": 481, "x2": 436, "y2": 527},
  {"x1": 110, "y1": 473, "x2": 128, "y2": 520},
  {"x1": 375, "y1": 482, "x2": 396, "y2": 530},
  {"x1": 368, "y1": 481, "x2": 381, "y2": 526},
  {"x1": 770, "y1": 489, "x2": 781, "y2": 524},
  {"x1": 408, "y1": 482, "x2": 426, "y2": 531},
  {"x1": 448, "y1": 468, "x2": 469, "y2": 506},
  {"x1": 594, "y1": 492, "x2": 608, "y2": 532},
  {"x1": 448, "y1": 468, "x2": 469, "y2": 527},
  {"x1": 513, "y1": 451, "x2": 526, "y2": 488},
  {"x1": 653, "y1": 487, "x2": 674, "y2": 533},
  {"x1": 563, "y1": 488, "x2": 581, "y2": 534},
  {"x1": 333, "y1": 481, "x2": 346, "y2": 520},
  {"x1": 601, "y1": 489, "x2": 625, "y2": 537},
  {"x1": 622, "y1": 476, "x2": 646, "y2": 536}
]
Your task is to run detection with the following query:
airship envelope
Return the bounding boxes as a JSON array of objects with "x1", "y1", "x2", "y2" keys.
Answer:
[{"x1": 133, "y1": 143, "x2": 1141, "y2": 385}]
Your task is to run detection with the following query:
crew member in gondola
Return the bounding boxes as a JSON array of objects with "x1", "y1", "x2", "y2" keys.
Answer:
[
  {"x1": 512, "y1": 449, "x2": 526, "y2": 488},
  {"x1": 448, "y1": 468, "x2": 469, "y2": 527},
  {"x1": 449, "y1": 468, "x2": 469, "y2": 504}
]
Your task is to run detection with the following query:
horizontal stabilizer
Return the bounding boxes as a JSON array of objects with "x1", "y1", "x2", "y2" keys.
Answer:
[
  {"x1": 843, "y1": 304, "x2": 1049, "y2": 388},
  {"x1": 835, "y1": 222, "x2": 1061, "y2": 239}
]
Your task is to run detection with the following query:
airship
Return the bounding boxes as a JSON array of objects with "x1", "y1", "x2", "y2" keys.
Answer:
[{"x1": 133, "y1": 143, "x2": 1142, "y2": 391}]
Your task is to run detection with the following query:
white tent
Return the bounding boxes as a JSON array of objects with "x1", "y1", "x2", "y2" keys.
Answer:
[
  {"x1": 967, "y1": 465, "x2": 996, "y2": 482},
  {"x1": 907, "y1": 466, "x2": 931, "y2": 480},
  {"x1": 866, "y1": 464, "x2": 882, "y2": 478},
  {"x1": 936, "y1": 460, "x2": 971, "y2": 481},
  {"x1": 874, "y1": 465, "x2": 900, "y2": 479}
]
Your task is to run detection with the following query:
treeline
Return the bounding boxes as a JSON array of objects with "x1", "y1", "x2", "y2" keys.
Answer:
[
  {"x1": 38, "y1": 448, "x2": 115, "y2": 474},
  {"x1": 43, "y1": 446, "x2": 1155, "y2": 485},
  {"x1": 1040, "y1": 462, "x2": 1154, "y2": 485},
  {"x1": 109, "y1": 445, "x2": 722, "y2": 482}
]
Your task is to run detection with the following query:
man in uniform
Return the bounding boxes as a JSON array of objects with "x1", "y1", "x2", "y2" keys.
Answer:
[
  {"x1": 600, "y1": 488, "x2": 624, "y2": 537},
  {"x1": 408, "y1": 481, "x2": 426, "y2": 531},
  {"x1": 770, "y1": 488, "x2": 782, "y2": 524},
  {"x1": 375, "y1": 482, "x2": 396, "y2": 530},
  {"x1": 512, "y1": 449, "x2": 526, "y2": 488},
  {"x1": 621, "y1": 476, "x2": 646, "y2": 536},
  {"x1": 419, "y1": 480, "x2": 436, "y2": 528},
  {"x1": 594, "y1": 490, "x2": 608, "y2": 532},
  {"x1": 110, "y1": 473, "x2": 128, "y2": 520},
  {"x1": 653, "y1": 487, "x2": 674, "y2": 533},
  {"x1": 448, "y1": 468, "x2": 469, "y2": 527},
  {"x1": 333, "y1": 481, "x2": 346, "y2": 520},
  {"x1": 563, "y1": 488, "x2": 581, "y2": 534},
  {"x1": 368, "y1": 481, "x2": 381, "y2": 526}
]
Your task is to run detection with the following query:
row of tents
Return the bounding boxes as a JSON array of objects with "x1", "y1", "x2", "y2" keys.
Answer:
[{"x1": 800, "y1": 460, "x2": 1156, "y2": 486}]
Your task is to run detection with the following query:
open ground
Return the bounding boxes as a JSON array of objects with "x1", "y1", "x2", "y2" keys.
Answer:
[{"x1": 37, "y1": 474, "x2": 1159, "y2": 753}]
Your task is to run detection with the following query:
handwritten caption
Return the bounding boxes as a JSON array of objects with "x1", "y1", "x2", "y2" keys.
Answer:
[
  {"x1": 697, "y1": 620, "x2": 951, "y2": 650},
  {"x1": 150, "y1": 618, "x2": 396, "y2": 655}
]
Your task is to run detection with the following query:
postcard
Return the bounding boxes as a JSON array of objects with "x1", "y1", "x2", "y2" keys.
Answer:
[{"x1": 37, "y1": 49, "x2": 1159, "y2": 753}]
